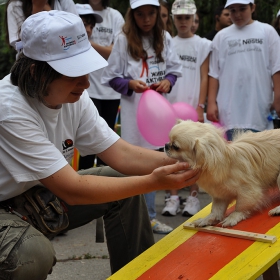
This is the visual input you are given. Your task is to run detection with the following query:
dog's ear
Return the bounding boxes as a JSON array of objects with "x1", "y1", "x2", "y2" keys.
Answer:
[{"x1": 193, "y1": 139, "x2": 203, "y2": 165}]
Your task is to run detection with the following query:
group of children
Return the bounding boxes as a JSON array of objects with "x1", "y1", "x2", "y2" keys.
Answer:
[
  {"x1": 75, "y1": 0, "x2": 280, "y2": 234},
  {"x1": 6, "y1": 0, "x2": 280, "y2": 235}
]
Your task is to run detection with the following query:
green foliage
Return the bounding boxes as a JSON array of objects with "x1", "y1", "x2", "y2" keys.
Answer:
[
  {"x1": 110, "y1": 0, "x2": 129, "y2": 17},
  {"x1": 0, "y1": 0, "x2": 278, "y2": 79},
  {"x1": 109, "y1": 0, "x2": 279, "y2": 36}
]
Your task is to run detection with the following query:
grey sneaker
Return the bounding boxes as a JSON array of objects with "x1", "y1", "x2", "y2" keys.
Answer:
[{"x1": 150, "y1": 219, "x2": 173, "y2": 234}]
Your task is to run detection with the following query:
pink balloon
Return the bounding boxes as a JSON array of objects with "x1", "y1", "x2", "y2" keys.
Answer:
[
  {"x1": 137, "y1": 90, "x2": 177, "y2": 146},
  {"x1": 212, "y1": 122, "x2": 222, "y2": 128},
  {"x1": 172, "y1": 102, "x2": 198, "y2": 121}
]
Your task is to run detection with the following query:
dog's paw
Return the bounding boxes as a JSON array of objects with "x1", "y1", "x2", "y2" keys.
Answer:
[
  {"x1": 220, "y1": 211, "x2": 247, "y2": 227},
  {"x1": 268, "y1": 206, "x2": 280, "y2": 216},
  {"x1": 192, "y1": 214, "x2": 221, "y2": 227}
]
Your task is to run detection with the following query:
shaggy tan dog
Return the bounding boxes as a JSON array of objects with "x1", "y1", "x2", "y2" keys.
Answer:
[{"x1": 165, "y1": 120, "x2": 280, "y2": 227}]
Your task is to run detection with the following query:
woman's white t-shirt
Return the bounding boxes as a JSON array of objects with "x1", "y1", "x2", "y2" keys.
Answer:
[
  {"x1": 0, "y1": 75, "x2": 119, "y2": 201},
  {"x1": 7, "y1": 0, "x2": 78, "y2": 49}
]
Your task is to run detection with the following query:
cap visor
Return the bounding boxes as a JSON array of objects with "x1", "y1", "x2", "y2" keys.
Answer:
[
  {"x1": 94, "y1": 14, "x2": 103, "y2": 23},
  {"x1": 131, "y1": 0, "x2": 159, "y2": 9},
  {"x1": 225, "y1": 0, "x2": 251, "y2": 7},
  {"x1": 47, "y1": 46, "x2": 108, "y2": 77}
]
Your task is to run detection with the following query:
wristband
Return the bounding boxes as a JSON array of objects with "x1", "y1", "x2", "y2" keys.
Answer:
[{"x1": 197, "y1": 103, "x2": 205, "y2": 109}]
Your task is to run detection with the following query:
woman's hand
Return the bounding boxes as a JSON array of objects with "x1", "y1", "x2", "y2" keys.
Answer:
[{"x1": 150, "y1": 162, "x2": 200, "y2": 191}]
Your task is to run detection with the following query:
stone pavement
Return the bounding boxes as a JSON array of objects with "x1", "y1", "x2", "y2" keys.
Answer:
[{"x1": 47, "y1": 189, "x2": 211, "y2": 280}]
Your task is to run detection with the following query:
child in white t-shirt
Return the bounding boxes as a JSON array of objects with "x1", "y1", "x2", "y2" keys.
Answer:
[
  {"x1": 162, "y1": 0, "x2": 212, "y2": 217},
  {"x1": 102, "y1": 0, "x2": 182, "y2": 234},
  {"x1": 75, "y1": 4, "x2": 103, "y2": 38},
  {"x1": 78, "y1": 0, "x2": 124, "y2": 170},
  {"x1": 5, "y1": 0, "x2": 78, "y2": 50},
  {"x1": 207, "y1": 0, "x2": 280, "y2": 141}
]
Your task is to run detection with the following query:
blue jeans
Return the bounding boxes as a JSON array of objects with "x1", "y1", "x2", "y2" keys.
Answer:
[
  {"x1": 144, "y1": 191, "x2": 156, "y2": 220},
  {"x1": 226, "y1": 128, "x2": 259, "y2": 141}
]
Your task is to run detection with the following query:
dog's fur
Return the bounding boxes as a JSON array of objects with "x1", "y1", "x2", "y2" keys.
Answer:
[{"x1": 165, "y1": 120, "x2": 280, "y2": 227}]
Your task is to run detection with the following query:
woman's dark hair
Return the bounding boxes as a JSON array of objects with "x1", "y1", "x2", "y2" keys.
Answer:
[
  {"x1": 79, "y1": 0, "x2": 109, "y2": 9},
  {"x1": 123, "y1": 6, "x2": 165, "y2": 63},
  {"x1": 10, "y1": 53, "x2": 62, "y2": 103}
]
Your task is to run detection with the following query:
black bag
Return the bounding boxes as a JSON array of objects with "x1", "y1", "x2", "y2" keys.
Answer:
[{"x1": 1, "y1": 186, "x2": 69, "y2": 240}]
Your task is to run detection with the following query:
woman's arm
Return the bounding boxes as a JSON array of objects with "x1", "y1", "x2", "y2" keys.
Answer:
[
  {"x1": 98, "y1": 138, "x2": 175, "y2": 175},
  {"x1": 40, "y1": 139, "x2": 200, "y2": 205}
]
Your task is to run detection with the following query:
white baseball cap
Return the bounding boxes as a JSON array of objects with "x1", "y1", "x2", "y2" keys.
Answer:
[
  {"x1": 171, "y1": 0, "x2": 197, "y2": 15},
  {"x1": 19, "y1": 10, "x2": 108, "y2": 77},
  {"x1": 225, "y1": 0, "x2": 254, "y2": 8},
  {"x1": 130, "y1": 0, "x2": 159, "y2": 9},
  {"x1": 277, "y1": 9, "x2": 280, "y2": 17},
  {"x1": 75, "y1": 4, "x2": 103, "y2": 23}
]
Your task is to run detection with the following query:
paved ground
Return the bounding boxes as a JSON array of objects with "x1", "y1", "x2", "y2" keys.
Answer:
[
  {"x1": 46, "y1": 189, "x2": 278, "y2": 280},
  {"x1": 47, "y1": 189, "x2": 211, "y2": 280}
]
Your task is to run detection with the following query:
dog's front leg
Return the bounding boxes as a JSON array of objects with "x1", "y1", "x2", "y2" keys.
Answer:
[
  {"x1": 193, "y1": 197, "x2": 229, "y2": 227},
  {"x1": 220, "y1": 197, "x2": 252, "y2": 227}
]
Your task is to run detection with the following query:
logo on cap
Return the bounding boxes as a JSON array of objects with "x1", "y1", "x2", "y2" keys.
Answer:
[{"x1": 59, "y1": 36, "x2": 77, "y2": 50}]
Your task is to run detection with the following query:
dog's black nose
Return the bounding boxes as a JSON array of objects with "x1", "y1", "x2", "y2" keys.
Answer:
[{"x1": 164, "y1": 143, "x2": 170, "y2": 151}]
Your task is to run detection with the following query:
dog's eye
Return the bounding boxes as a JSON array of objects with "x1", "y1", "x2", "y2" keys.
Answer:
[{"x1": 172, "y1": 144, "x2": 179, "y2": 151}]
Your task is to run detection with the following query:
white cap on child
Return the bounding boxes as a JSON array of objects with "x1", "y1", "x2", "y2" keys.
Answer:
[
  {"x1": 19, "y1": 10, "x2": 108, "y2": 77},
  {"x1": 277, "y1": 9, "x2": 280, "y2": 17},
  {"x1": 225, "y1": 0, "x2": 254, "y2": 8},
  {"x1": 130, "y1": 0, "x2": 159, "y2": 9},
  {"x1": 171, "y1": 0, "x2": 197, "y2": 15},
  {"x1": 75, "y1": 4, "x2": 103, "y2": 23}
]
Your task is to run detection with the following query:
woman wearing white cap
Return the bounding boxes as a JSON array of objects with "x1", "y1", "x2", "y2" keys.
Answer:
[
  {"x1": 0, "y1": 10, "x2": 199, "y2": 279},
  {"x1": 207, "y1": 0, "x2": 280, "y2": 141},
  {"x1": 5, "y1": 0, "x2": 78, "y2": 50},
  {"x1": 101, "y1": 0, "x2": 182, "y2": 234},
  {"x1": 78, "y1": 0, "x2": 125, "y2": 170}
]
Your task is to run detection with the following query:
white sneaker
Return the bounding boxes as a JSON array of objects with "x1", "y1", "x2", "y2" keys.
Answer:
[
  {"x1": 182, "y1": 195, "x2": 200, "y2": 216},
  {"x1": 162, "y1": 197, "x2": 181, "y2": 216}
]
